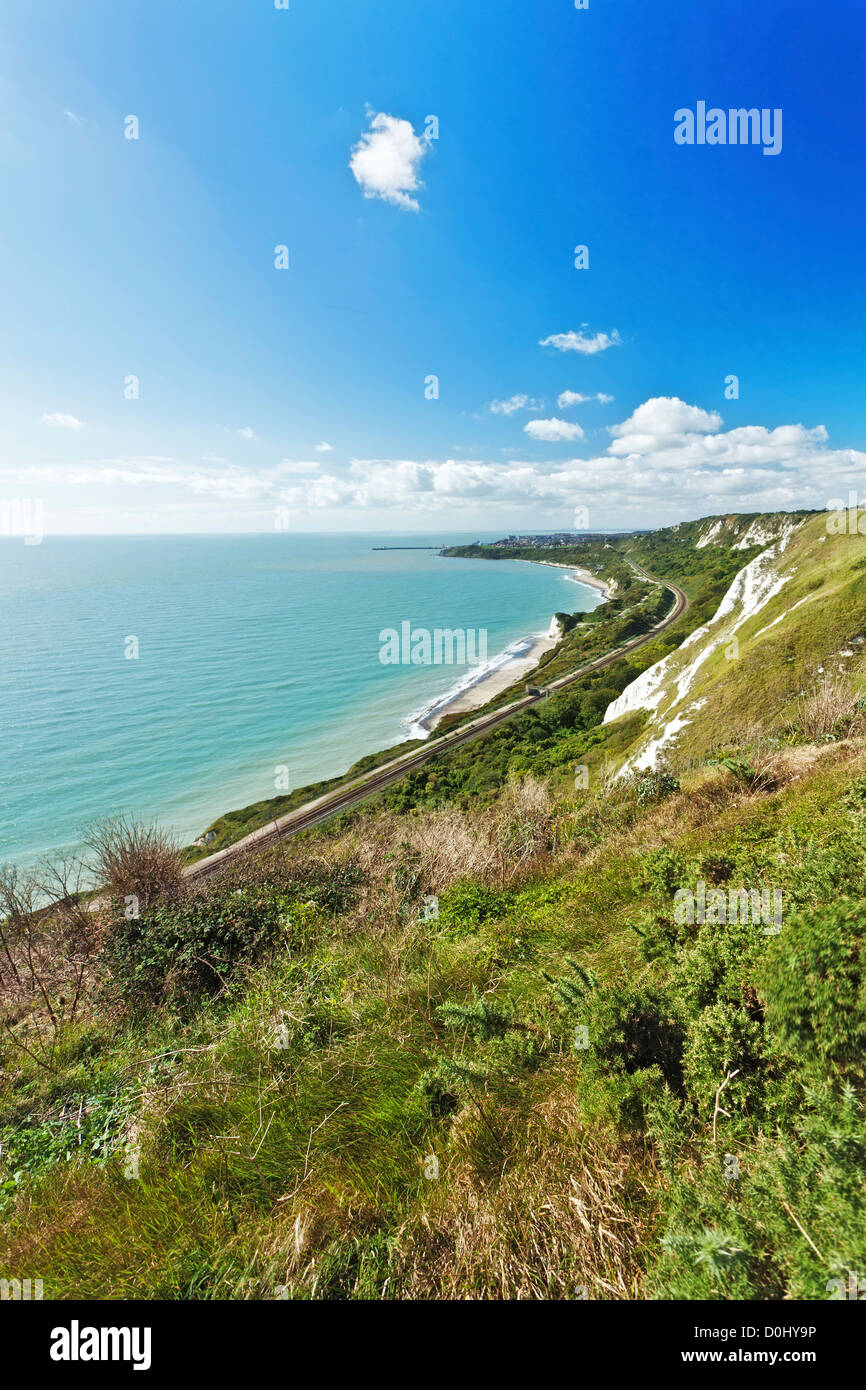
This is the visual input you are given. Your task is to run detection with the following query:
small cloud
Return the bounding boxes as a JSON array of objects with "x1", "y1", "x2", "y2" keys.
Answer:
[
  {"x1": 540, "y1": 328, "x2": 622, "y2": 356},
  {"x1": 523, "y1": 417, "x2": 585, "y2": 442},
  {"x1": 610, "y1": 396, "x2": 722, "y2": 442},
  {"x1": 490, "y1": 395, "x2": 542, "y2": 416},
  {"x1": 315, "y1": 441, "x2": 333, "y2": 452},
  {"x1": 349, "y1": 111, "x2": 430, "y2": 211},
  {"x1": 235, "y1": 427, "x2": 258, "y2": 441},
  {"x1": 278, "y1": 459, "x2": 321, "y2": 475},
  {"x1": 41, "y1": 412, "x2": 86, "y2": 431},
  {"x1": 64, "y1": 110, "x2": 84, "y2": 125},
  {"x1": 558, "y1": 390, "x2": 614, "y2": 408}
]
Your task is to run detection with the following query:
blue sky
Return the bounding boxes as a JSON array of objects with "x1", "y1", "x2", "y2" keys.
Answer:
[{"x1": 1, "y1": 0, "x2": 864, "y2": 534}]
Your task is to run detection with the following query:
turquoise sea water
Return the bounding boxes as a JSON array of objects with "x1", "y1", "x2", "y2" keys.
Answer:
[{"x1": 0, "y1": 533, "x2": 600, "y2": 867}]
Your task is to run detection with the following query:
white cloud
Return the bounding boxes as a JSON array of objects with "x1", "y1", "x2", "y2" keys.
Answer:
[
  {"x1": 64, "y1": 110, "x2": 83, "y2": 125},
  {"x1": 490, "y1": 394, "x2": 542, "y2": 416},
  {"x1": 349, "y1": 111, "x2": 430, "y2": 211},
  {"x1": 540, "y1": 328, "x2": 622, "y2": 355},
  {"x1": 265, "y1": 400, "x2": 864, "y2": 522},
  {"x1": 558, "y1": 390, "x2": 614, "y2": 408},
  {"x1": 41, "y1": 412, "x2": 86, "y2": 430},
  {"x1": 14, "y1": 400, "x2": 865, "y2": 531},
  {"x1": 523, "y1": 417, "x2": 585, "y2": 442},
  {"x1": 277, "y1": 460, "x2": 321, "y2": 475},
  {"x1": 235, "y1": 426, "x2": 258, "y2": 441},
  {"x1": 315, "y1": 441, "x2": 333, "y2": 452},
  {"x1": 608, "y1": 397, "x2": 724, "y2": 457},
  {"x1": 611, "y1": 396, "x2": 722, "y2": 439}
]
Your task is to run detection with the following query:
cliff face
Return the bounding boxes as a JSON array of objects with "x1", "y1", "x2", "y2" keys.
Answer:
[{"x1": 603, "y1": 513, "x2": 866, "y2": 772}]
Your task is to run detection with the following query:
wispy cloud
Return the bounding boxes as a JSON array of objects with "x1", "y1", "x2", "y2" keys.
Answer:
[
  {"x1": 235, "y1": 426, "x2": 258, "y2": 441},
  {"x1": 540, "y1": 328, "x2": 622, "y2": 355},
  {"x1": 489, "y1": 395, "x2": 542, "y2": 415},
  {"x1": 278, "y1": 460, "x2": 321, "y2": 475},
  {"x1": 558, "y1": 390, "x2": 614, "y2": 408},
  {"x1": 349, "y1": 111, "x2": 430, "y2": 211},
  {"x1": 41, "y1": 412, "x2": 86, "y2": 431},
  {"x1": 315, "y1": 441, "x2": 333, "y2": 452}
]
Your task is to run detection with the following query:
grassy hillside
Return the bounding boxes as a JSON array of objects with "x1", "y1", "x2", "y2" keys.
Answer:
[
  {"x1": 2, "y1": 509, "x2": 866, "y2": 1301},
  {"x1": 604, "y1": 512, "x2": 866, "y2": 773}
]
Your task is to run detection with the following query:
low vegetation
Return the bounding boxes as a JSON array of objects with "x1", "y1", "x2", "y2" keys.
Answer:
[{"x1": 2, "y1": 512, "x2": 865, "y2": 1300}]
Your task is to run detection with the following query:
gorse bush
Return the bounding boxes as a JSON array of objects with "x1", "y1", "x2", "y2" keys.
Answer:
[{"x1": 761, "y1": 898, "x2": 866, "y2": 1069}]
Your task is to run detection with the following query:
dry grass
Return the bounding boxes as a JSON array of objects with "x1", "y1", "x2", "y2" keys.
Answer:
[
  {"x1": 388, "y1": 1081, "x2": 655, "y2": 1299},
  {"x1": 84, "y1": 815, "x2": 183, "y2": 910},
  {"x1": 795, "y1": 676, "x2": 864, "y2": 742}
]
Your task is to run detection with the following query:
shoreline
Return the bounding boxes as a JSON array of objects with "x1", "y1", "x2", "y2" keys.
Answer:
[
  {"x1": 410, "y1": 629, "x2": 558, "y2": 734},
  {"x1": 516, "y1": 558, "x2": 615, "y2": 600},
  {"x1": 190, "y1": 559, "x2": 610, "y2": 840},
  {"x1": 408, "y1": 563, "x2": 610, "y2": 734}
]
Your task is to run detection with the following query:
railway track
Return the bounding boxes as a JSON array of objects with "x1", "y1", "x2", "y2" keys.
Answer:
[{"x1": 186, "y1": 563, "x2": 688, "y2": 883}]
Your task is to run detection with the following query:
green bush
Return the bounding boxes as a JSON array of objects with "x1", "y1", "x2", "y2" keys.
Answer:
[
  {"x1": 682, "y1": 1001, "x2": 768, "y2": 1118},
  {"x1": 674, "y1": 916, "x2": 765, "y2": 1014},
  {"x1": 761, "y1": 897, "x2": 866, "y2": 1068},
  {"x1": 587, "y1": 983, "x2": 685, "y2": 1088},
  {"x1": 635, "y1": 769, "x2": 681, "y2": 804},
  {"x1": 106, "y1": 885, "x2": 313, "y2": 1011},
  {"x1": 640, "y1": 847, "x2": 689, "y2": 897},
  {"x1": 436, "y1": 880, "x2": 508, "y2": 933}
]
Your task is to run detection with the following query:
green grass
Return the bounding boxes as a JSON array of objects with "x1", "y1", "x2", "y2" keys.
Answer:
[{"x1": 4, "y1": 508, "x2": 866, "y2": 1300}]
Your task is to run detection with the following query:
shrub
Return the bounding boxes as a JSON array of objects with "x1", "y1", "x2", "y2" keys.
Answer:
[
  {"x1": 640, "y1": 847, "x2": 689, "y2": 897},
  {"x1": 547, "y1": 961, "x2": 684, "y2": 1089},
  {"x1": 436, "y1": 880, "x2": 507, "y2": 933},
  {"x1": 842, "y1": 776, "x2": 866, "y2": 813},
  {"x1": 437, "y1": 997, "x2": 511, "y2": 1041},
  {"x1": 587, "y1": 983, "x2": 685, "y2": 1088},
  {"x1": 674, "y1": 916, "x2": 766, "y2": 1014},
  {"x1": 416, "y1": 1064, "x2": 459, "y2": 1117},
  {"x1": 106, "y1": 884, "x2": 312, "y2": 1010},
  {"x1": 634, "y1": 769, "x2": 681, "y2": 805},
  {"x1": 760, "y1": 897, "x2": 866, "y2": 1069},
  {"x1": 682, "y1": 1001, "x2": 767, "y2": 1118},
  {"x1": 85, "y1": 817, "x2": 183, "y2": 911}
]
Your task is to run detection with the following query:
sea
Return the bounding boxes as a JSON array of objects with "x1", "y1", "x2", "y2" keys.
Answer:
[{"x1": 0, "y1": 532, "x2": 601, "y2": 867}]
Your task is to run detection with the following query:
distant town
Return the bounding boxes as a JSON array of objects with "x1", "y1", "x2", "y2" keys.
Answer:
[{"x1": 482, "y1": 531, "x2": 650, "y2": 549}]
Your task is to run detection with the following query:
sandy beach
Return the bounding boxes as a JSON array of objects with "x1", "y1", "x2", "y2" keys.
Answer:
[
  {"x1": 416, "y1": 632, "x2": 557, "y2": 732},
  {"x1": 526, "y1": 559, "x2": 615, "y2": 600},
  {"x1": 412, "y1": 563, "x2": 611, "y2": 733}
]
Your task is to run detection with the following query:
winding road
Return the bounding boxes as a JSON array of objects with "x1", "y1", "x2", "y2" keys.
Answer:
[{"x1": 185, "y1": 562, "x2": 688, "y2": 884}]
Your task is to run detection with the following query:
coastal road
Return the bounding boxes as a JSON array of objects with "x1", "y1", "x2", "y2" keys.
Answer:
[{"x1": 185, "y1": 563, "x2": 688, "y2": 883}]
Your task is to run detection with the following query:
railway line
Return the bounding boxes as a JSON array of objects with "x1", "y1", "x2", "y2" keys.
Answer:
[{"x1": 186, "y1": 562, "x2": 688, "y2": 883}]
